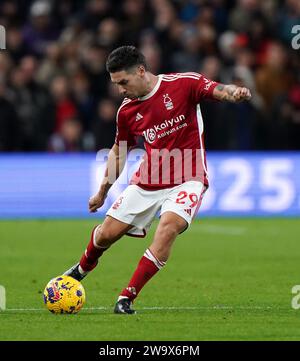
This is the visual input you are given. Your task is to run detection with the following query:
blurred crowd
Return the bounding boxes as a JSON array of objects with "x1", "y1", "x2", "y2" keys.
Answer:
[{"x1": 0, "y1": 0, "x2": 300, "y2": 152}]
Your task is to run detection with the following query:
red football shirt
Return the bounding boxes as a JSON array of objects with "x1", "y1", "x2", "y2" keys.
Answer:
[{"x1": 115, "y1": 72, "x2": 219, "y2": 190}]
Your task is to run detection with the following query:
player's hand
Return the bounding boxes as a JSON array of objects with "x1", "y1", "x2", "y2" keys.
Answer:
[
  {"x1": 89, "y1": 193, "x2": 107, "y2": 213},
  {"x1": 232, "y1": 87, "x2": 252, "y2": 102}
]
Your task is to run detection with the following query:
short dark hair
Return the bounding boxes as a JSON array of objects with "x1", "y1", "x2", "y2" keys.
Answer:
[{"x1": 106, "y1": 46, "x2": 147, "y2": 73}]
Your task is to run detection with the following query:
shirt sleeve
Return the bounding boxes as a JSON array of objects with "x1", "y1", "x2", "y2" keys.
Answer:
[
  {"x1": 186, "y1": 73, "x2": 219, "y2": 103},
  {"x1": 115, "y1": 107, "x2": 136, "y2": 147}
]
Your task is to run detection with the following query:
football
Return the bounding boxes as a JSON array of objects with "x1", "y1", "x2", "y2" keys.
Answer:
[{"x1": 43, "y1": 275, "x2": 85, "y2": 314}]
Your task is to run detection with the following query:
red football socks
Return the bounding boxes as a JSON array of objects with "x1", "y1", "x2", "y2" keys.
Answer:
[
  {"x1": 79, "y1": 225, "x2": 108, "y2": 272},
  {"x1": 119, "y1": 248, "x2": 166, "y2": 301}
]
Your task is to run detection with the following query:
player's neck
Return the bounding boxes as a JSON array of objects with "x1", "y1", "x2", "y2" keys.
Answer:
[{"x1": 141, "y1": 73, "x2": 158, "y2": 97}]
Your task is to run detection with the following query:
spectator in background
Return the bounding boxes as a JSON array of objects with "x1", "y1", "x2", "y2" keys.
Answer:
[
  {"x1": 49, "y1": 118, "x2": 94, "y2": 152},
  {"x1": 216, "y1": 68, "x2": 257, "y2": 150},
  {"x1": 284, "y1": 85, "x2": 300, "y2": 150},
  {"x1": 6, "y1": 27, "x2": 27, "y2": 63},
  {"x1": 52, "y1": 0, "x2": 78, "y2": 30},
  {"x1": 50, "y1": 75, "x2": 77, "y2": 133},
  {"x1": 0, "y1": 52, "x2": 13, "y2": 75},
  {"x1": 229, "y1": 0, "x2": 260, "y2": 33},
  {"x1": 255, "y1": 42, "x2": 293, "y2": 110},
  {"x1": 71, "y1": 72, "x2": 95, "y2": 131},
  {"x1": 97, "y1": 18, "x2": 122, "y2": 50},
  {"x1": 120, "y1": 0, "x2": 153, "y2": 44},
  {"x1": 59, "y1": 37, "x2": 82, "y2": 78},
  {"x1": 0, "y1": 75, "x2": 19, "y2": 151},
  {"x1": 81, "y1": 0, "x2": 112, "y2": 31},
  {"x1": 195, "y1": 4, "x2": 218, "y2": 56},
  {"x1": 0, "y1": 0, "x2": 25, "y2": 27},
  {"x1": 92, "y1": 98, "x2": 117, "y2": 150},
  {"x1": 273, "y1": 83, "x2": 300, "y2": 150},
  {"x1": 36, "y1": 42, "x2": 65, "y2": 86},
  {"x1": 10, "y1": 56, "x2": 54, "y2": 150},
  {"x1": 81, "y1": 44, "x2": 109, "y2": 98},
  {"x1": 255, "y1": 42, "x2": 294, "y2": 149},
  {"x1": 22, "y1": 0, "x2": 60, "y2": 57},
  {"x1": 171, "y1": 25, "x2": 202, "y2": 72},
  {"x1": 139, "y1": 43, "x2": 162, "y2": 74},
  {"x1": 200, "y1": 55, "x2": 222, "y2": 80}
]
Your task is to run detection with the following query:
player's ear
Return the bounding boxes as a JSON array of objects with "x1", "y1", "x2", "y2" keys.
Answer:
[{"x1": 137, "y1": 65, "x2": 146, "y2": 77}]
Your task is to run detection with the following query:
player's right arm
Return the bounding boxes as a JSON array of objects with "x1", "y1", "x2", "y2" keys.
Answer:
[
  {"x1": 89, "y1": 101, "x2": 135, "y2": 213},
  {"x1": 89, "y1": 143, "x2": 127, "y2": 213}
]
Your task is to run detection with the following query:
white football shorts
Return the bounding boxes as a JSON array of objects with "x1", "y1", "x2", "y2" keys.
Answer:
[{"x1": 106, "y1": 181, "x2": 207, "y2": 237}]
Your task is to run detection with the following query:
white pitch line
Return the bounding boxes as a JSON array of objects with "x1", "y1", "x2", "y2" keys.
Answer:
[
  {"x1": 0, "y1": 305, "x2": 282, "y2": 312},
  {"x1": 141, "y1": 306, "x2": 273, "y2": 310}
]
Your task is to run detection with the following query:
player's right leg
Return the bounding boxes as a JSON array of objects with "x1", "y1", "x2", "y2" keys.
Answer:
[{"x1": 64, "y1": 216, "x2": 132, "y2": 281}]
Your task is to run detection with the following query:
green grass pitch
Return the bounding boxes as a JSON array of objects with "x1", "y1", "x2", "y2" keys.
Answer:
[{"x1": 1, "y1": 218, "x2": 300, "y2": 341}]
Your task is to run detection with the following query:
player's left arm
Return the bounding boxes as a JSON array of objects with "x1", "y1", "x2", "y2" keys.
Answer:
[{"x1": 212, "y1": 84, "x2": 252, "y2": 103}]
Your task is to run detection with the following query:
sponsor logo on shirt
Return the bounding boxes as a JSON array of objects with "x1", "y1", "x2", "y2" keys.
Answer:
[
  {"x1": 143, "y1": 128, "x2": 157, "y2": 144},
  {"x1": 143, "y1": 114, "x2": 186, "y2": 144}
]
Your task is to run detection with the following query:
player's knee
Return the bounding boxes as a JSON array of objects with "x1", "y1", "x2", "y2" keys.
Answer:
[
  {"x1": 95, "y1": 226, "x2": 116, "y2": 247},
  {"x1": 158, "y1": 221, "x2": 180, "y2": 241}
]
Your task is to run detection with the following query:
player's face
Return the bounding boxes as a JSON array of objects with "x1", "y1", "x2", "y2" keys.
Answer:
[{"x1": 110, "y1": 67, "x2": 146, "y2": 99}]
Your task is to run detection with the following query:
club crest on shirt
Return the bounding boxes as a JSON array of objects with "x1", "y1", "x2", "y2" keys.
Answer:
[{"x1": 163, "y1": 94, "x2": 174, "y2": 110}]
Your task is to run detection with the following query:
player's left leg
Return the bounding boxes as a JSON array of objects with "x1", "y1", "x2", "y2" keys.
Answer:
[
  {"x1": 114, "y1": 211, "x2": 187, "y2": 314},
  {"x1": 114, "y1": 181, "x2": 206, "y2": 314}
]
